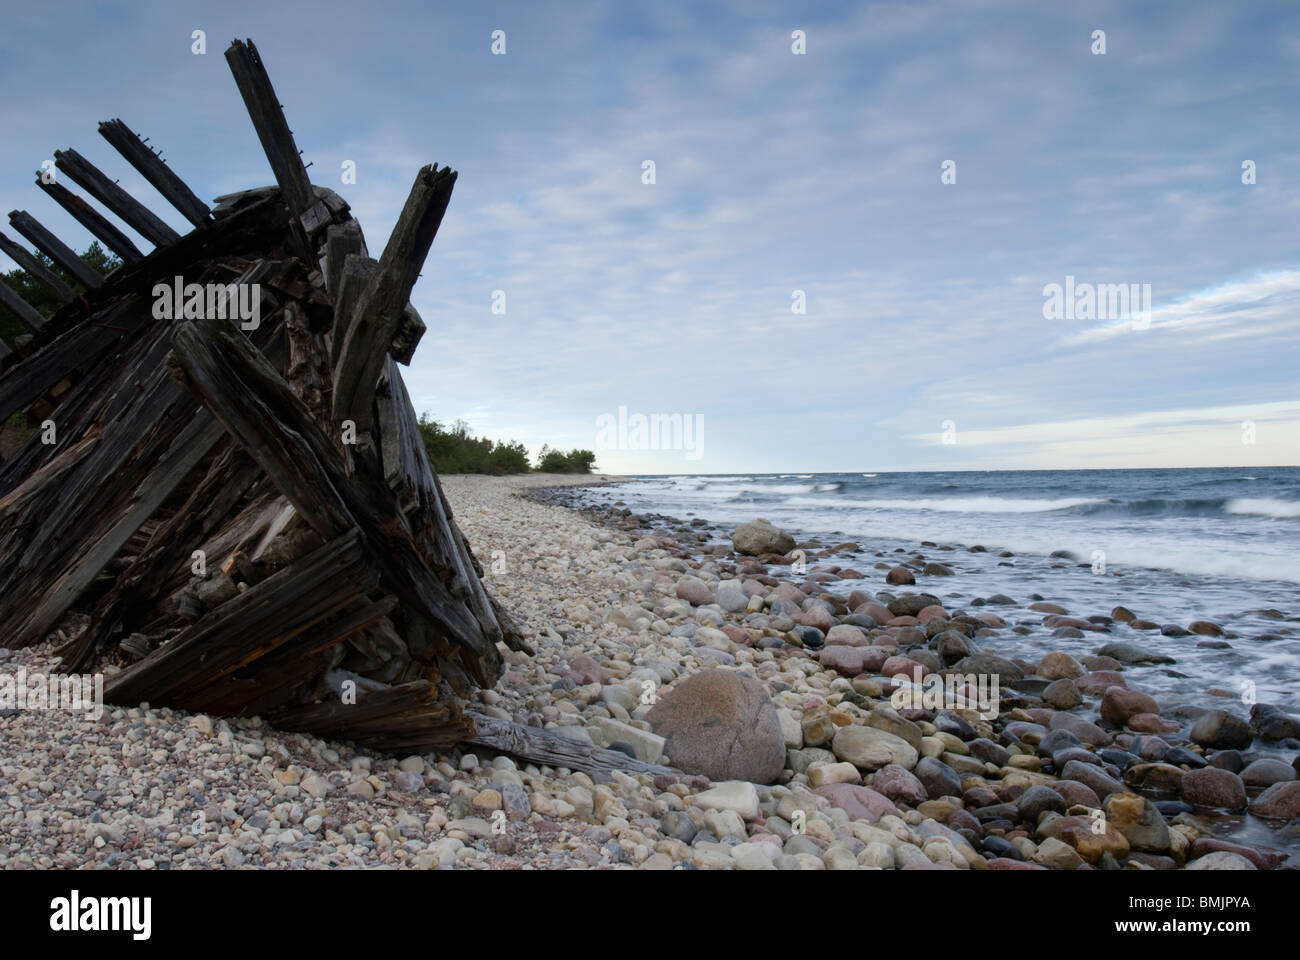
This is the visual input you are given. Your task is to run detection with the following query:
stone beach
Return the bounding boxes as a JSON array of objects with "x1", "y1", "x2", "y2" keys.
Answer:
[{"x1": 2, "y1": 472, "x2": 1298, "y2": 870}]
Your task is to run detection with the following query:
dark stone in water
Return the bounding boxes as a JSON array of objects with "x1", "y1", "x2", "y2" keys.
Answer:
[
  {"x1": 1208, "y1": 749, "x2": 1244, "y2": 773},
  {"x1": 1251, "y1": 703, "x2": 1300, "y2": 742},
  {"x1": 1096, "y1": 642, "x2": 1175, "y2": 664},
  {"x1": 1098, "y1": 748, "x2": 1138, "y2": 770},
  {"x1": 1053, "y1": 747, "x2": 1101, "y2": 768},
  {"x1": 1037, "y1": 729, "x2": 1083, "y2": 757},
  {"x1": 1011, "y1": 677, "x2": 1050, "y2": 694},
  {"x1": 1133, "y1": 737, "x2": 1172, "y2": 762},
  {"x1": 1154, "y1": 800, "x2": 1194, "y2": 816}
]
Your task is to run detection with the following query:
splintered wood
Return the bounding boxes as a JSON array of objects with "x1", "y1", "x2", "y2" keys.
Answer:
[{"x1": 0, "y1": 38, "x2": 531, "y2": 752}]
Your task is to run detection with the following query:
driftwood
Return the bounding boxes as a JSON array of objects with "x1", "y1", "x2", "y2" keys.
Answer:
[
  {"x1": 0, "y1": 38, "x2": 531, "y2": 753},
  {"x1": 465, "y1": 712, "x2": 678, "y2": 779}
]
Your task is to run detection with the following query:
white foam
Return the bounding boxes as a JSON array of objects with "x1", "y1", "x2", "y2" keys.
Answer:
[
  {"x1": 781, "y1": 496, "x2": 1105, "y2": 514},
  {"x1": 1226, "y1": 498, "x2": 1300, "y2": 519}
]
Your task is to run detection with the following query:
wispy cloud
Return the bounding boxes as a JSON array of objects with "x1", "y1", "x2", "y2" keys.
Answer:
[{"x1": 3, "y1": 0, "x2": 1299, "y2": 472}]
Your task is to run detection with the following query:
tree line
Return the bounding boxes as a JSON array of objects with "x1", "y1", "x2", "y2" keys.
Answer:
[{"x1": 416, "y1": 415, "x2": 595, "y2": 475}]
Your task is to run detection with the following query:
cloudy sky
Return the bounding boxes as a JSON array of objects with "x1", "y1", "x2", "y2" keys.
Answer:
[{"x1": 3, "y1": 0, "x2": 1299, "y2": 473}]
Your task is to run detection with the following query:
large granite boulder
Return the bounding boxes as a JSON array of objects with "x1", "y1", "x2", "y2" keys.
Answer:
[
  {"x1": 730, "y1": 518, "x2": 795, "y2": 557},
  {"x1": 646, "y1": 669, "x2": 785, "y2": 783}
]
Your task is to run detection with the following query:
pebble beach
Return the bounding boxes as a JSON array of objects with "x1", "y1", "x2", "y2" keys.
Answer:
[{"x1": 2, "y1": 472, "x2": 1298, "y2": 871}]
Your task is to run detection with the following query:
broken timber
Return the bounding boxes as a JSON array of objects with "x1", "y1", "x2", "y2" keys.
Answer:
[{"x1": 0, "y1": 37, "x2": 659, "y2": 768}]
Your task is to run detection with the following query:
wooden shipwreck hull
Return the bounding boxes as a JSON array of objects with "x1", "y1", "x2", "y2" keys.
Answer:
[{"x1": 0, "y1": 39, "x2": 533, "y2": 752}]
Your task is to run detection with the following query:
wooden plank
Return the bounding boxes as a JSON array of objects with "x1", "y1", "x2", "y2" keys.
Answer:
[
  {"x1": 0, "y1": 232, "x2": 74, "y2": 303},
  {"x1": 329, "y1": 253, "x2": 376, "y2": 367},
  {"x1": 103, "y1": 529, "x2": 375, "y2": 704},
  {"x1": 98, "y1": 119, "x2": 212, "y2": 228},
  {"x1": 0, "y1": 278, "x2": 46, "y2": 332},
  {"x1": 52, "y1": 148, "x2": 180, "y2": 247},
  {"x1": 332, "y1": 164, "x2": 456, "y2": 427},
  {"x1": 35, "y1": 177, "x2": 144, "y2": 263},
  {"x1": 322, "y1": 220, "x2": 366, "y2": 297},
  {"x1": 465, "y1": 711, "x2": 678, "y2": 778},
  {"x1": 7, "y1": 210, "x2": 103, "y2": 289},
  {"x1": 11, "y1": 415, "x2": 224, "y2": 648},
  {"x1": 0, "y1": 336, "x2": 11, "y2": 362},
  {"x1": 224, "y1": 39, "x2": 314, "y2": 217},
  {"x1": 182, "y1": 596, "x2": 397, "y2": 716}
]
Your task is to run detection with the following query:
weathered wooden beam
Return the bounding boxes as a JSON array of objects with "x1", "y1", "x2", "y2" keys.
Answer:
[
  {"x1": 52, "y1": 148, "x2": 180, "y2": 247},
  {"x1": 329, "y1": 252, "x2": 377, "y2": 367},
  {"x1": 270, "y1": 678, "x2": 472, "y2": 749},
  {"x1": 391, "y1": 303, "x2": 425, "y2": 366},
  {"x1": 322, "y1": 220, "x2": 366, "y2": 298},
  {"x1": 0, "y1": 335, "x2": 11, "y2": 362},
  {"x1": 0, "y1": 232, "x2": 75, "y2": 303},
  {"x1": 168, "y1": 314, "x2": 491, "y2": 660},
  {"x1": 223, "y1": 39, "x2": 314, "y2": 217},
  {"x1": 35, "y1": 177, "x2": 144, "y2": 263},
  {"x1": 0, "y1": 278, "x2": 46, "y2": 332},
  {"x1": 465, "y1": 711, "x2": 678, "y2": 778},
  {"x1": 98, "y1": 119, "x2": 212, "y2": 228},
  {"x1": 332, "y1": 164, "x2": 456, "y2": 427},
  {"x1": 7, "y1": 210, "x2": 103, "y2": 289}
]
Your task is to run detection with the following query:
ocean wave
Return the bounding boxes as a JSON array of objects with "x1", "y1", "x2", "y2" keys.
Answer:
[
  {"x1": 781, "y1": 496, "x2": 1106, "y2": 513},
  {"x1": 1226, "y1": 498, "x2": 1300, "y2": 519},
  {"x1": 707, "y1": 483, "x2": 818, "y2": 495}
]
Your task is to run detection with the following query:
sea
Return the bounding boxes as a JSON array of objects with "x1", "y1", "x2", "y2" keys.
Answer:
[
  {"x1": 577, "y1": 465, "x2": 1300, "y2": 858},
  {"x1": 577, "y1": 467, "x2": 1300, "y2": 727}
]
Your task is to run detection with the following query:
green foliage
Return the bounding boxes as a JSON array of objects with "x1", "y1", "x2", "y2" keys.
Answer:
[
  {"x1": 415, "y1": 414, "x2": 531, "y2": 475},
  {"x1": 1, "y1": 241, "x2": 120, "y2": 341},
  {"x1": 536, "y1": 444, "x2": 596, "y2": 474}
]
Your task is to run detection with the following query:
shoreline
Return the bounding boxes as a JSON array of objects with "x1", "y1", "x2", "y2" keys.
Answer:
[{"x1": 2, "y1": 473, "x2": 1296, "y2": 870}]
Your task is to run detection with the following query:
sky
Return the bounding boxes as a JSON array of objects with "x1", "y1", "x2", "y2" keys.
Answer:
[{"x1": 2, "y1": 0, "x2": 1299, "y2": 474}]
